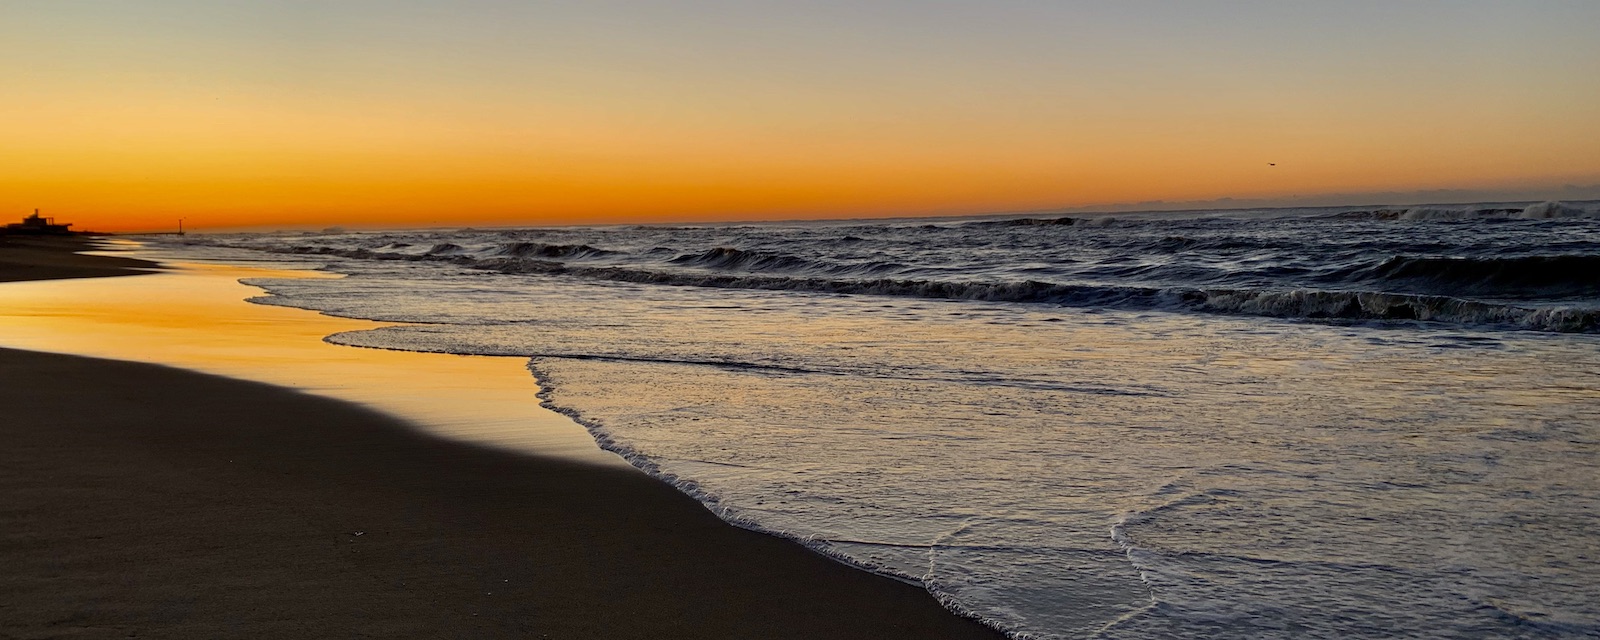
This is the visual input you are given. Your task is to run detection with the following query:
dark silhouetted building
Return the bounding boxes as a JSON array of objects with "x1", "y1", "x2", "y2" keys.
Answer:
[{"x1": 4, "y1": 210, "x2": 74, "y2": 235}]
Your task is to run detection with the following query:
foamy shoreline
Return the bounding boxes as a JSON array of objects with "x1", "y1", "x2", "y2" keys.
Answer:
[{"x1": 0, "y1": 241, "x2": 1005, "y2": 639}]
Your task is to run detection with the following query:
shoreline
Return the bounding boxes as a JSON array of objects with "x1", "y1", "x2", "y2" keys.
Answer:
[
  {"x1": 0, "y1": 235, "x2": 159, "y2": 282},
  {"x1": 0, "y1": 242, "x2": 1005, "y2": 638}
]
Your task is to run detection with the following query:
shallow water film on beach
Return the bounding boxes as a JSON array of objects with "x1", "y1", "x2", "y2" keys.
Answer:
[{"x1": 168, "y1": 202, "x2": 1600, "y2": 639}]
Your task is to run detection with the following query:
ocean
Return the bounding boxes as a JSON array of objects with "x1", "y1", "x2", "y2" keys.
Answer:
[{"x1": 159, "y1": 201, "x2": 1600, "y2": 639}]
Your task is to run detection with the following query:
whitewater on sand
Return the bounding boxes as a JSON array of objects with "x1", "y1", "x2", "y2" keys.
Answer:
[
  {"x1": 0, "y1": 238, "x2": 1003, "y2": 639},
  {"x1": 158, "y1": 200, "x2": 1600, "y2": 639}
]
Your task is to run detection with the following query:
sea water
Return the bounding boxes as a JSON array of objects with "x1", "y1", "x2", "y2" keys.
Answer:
[{"x1": 159, "y1": 202, "x2": 1600, "y2": 638}]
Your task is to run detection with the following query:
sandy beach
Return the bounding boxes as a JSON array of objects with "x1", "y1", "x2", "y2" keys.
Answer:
[
  {"x1": 0, "y1": 238, "x2": 1003, "y2": 639},
  {"x1": 8, "y1": 4, "x2": 1598, "y2": 635},
  {"x1": 0, "y1": 236, "x2": 159, "y2": 283}
]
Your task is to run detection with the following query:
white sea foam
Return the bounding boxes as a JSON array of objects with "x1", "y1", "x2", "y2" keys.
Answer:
[
  {"x1": 1520, "y1": 200, "x2": 1596, "y2": 219},
  {"x1": 1395, "y1": 200, "x2": 1598, "y2": 220},
  {"x1": 149, "y1": 207, "x2": 1600, "y2": 638}
]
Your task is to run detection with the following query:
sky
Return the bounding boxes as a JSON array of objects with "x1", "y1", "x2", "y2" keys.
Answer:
[{"x1": 3, "y1": 1, "x2": 1598, "y2": 232}]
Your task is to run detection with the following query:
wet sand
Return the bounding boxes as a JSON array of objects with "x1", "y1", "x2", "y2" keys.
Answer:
[
  {"x1": 0, "y1": 241, "x2": 1003, "y2": 638},
  {"x1": 0, "y1": 235, "x2": 159, "y2": 282}
]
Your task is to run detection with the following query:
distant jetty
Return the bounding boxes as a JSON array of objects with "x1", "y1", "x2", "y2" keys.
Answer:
[{"x1": 3, "y1": 210, "x2": 76, "y2": 236}]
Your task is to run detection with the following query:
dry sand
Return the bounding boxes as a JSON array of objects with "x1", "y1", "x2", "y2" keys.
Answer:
[{"x1": 0, "y1": 239, "x2": 1004, "y2": 639}]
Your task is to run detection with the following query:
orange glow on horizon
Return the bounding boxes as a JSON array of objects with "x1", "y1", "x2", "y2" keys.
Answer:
[
  {"x1": 4, "y1": 3, "x2": 1598, "y2": 232},
  {"x1": 9, "y1": 97, "x2": 1597, "y2": 233}
]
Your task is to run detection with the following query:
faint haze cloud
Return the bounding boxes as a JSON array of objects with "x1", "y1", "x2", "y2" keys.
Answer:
[{"x1": 1054, "y1": 183, "x2": 1600, "y2": 214}]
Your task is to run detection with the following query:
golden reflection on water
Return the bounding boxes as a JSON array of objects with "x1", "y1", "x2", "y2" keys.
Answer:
[{"x1": 0, "y1": 248, "x2": 621, "y2": 466}]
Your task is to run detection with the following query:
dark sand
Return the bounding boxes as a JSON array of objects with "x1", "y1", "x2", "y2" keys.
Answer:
[
  {"x1": 0, "y1": 242, "x2": 1004, "y2": 639},
  {"x1": 0, "y1": 236, "x2": 158, "y2": 282}
]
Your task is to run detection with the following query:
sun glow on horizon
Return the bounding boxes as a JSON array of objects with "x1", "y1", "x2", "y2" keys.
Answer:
[{"x1": 4, "y1": 1, "x2": 1598, "y2": 232}]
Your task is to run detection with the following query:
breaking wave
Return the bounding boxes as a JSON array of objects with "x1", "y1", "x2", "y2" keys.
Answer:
[
  {"x1": 1351, "y1": 254, "x2": 1600, "y2": 298},
  {"x1": 168, "y1": 200, "x2": 1600, "y2": 334},
  {"x1": 214, "y1": 240, "x2": 1600, "y2": 332},
  {"x1": 493, "y1": 242, "x2": 614, "y2": 259},
  {"x1": 1329, "y1": 201, "x2": 1599, "y2": 221},
  {"x1": 145, "y1": 202, "x2": 1600, "y2": 640},
  {"x1": 669, "y1": 247, "x2": 818, "y2": 272}
]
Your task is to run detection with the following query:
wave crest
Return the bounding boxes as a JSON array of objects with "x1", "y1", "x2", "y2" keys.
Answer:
[
  {"x1": 1359, "y1": 254, "x2": 1600, "y2": 298},
  {"x1": 669, "y1": 247, "x2": 817, "y2": 272},
  {"x1": 494, "y1": 242, "x2": 613, "y2": 259},
  {"x1": 1328, "y1": 201, "x2": 1597, "y2": 221}
]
